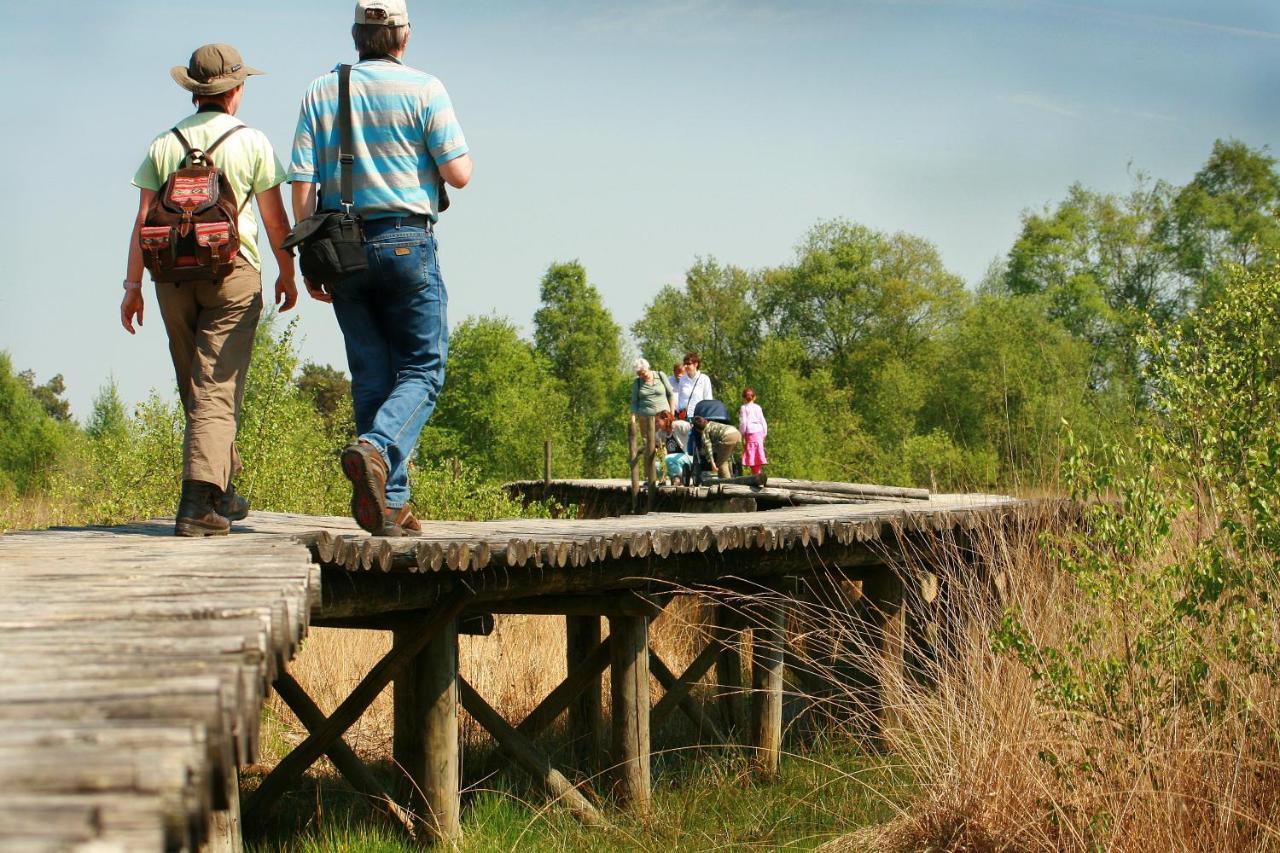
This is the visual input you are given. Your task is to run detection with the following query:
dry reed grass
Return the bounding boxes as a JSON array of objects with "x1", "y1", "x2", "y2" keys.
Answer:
[{"x1": 811, "y1": 506, "x2": 1280, "y2": 852}]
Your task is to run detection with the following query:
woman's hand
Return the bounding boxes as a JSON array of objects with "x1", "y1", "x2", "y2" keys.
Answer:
[{"x1": 121, "y1": 289, "x2": 145, "y2": 334}]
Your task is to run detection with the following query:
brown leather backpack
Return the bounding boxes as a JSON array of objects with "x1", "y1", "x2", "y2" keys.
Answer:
[{"x1": 139, "y1": 125, "x2": 248, "y2": 283}]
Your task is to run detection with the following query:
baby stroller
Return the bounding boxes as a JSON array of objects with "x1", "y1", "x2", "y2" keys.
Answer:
[{"x1": 683, "y1": 399, "x2": 742, "y2": 484}]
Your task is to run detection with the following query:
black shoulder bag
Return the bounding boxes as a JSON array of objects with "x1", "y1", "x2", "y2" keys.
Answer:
[{"x1": 281, "y1": 64, "x2": 368, "y2": 287}]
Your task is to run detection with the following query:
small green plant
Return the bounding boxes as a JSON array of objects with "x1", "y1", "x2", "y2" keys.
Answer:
[{"x1": 994, "y1": 262, "x2": 1280, "y2": 823}]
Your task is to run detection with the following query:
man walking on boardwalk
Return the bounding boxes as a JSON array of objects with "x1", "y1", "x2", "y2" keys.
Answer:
[
  {"x1": 122, "y1": 44, "x2": 297, "y2": 537},
  {"x1": 289, "y1": 0, "x2": 473, "y2": 536}
]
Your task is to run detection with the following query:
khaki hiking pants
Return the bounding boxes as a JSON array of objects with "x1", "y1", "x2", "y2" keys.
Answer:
[
  {"x1": 636, "y1": 415, "x2": 667, "y2": 481},
  {"x1": 154, "y1": 259, "x2": 262, "y2": 490},
  {"x1": 712, "y1": 427, "x2": 742, "y2": 479}
]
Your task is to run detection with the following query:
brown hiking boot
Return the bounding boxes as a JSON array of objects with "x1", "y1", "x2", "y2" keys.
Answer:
[
  {"x1": 340, "y1": 440, "x2": 389, "y2": 534},
  {"x1": 175, "y1": 480, "x2": 230, "y2": 537},
  {"x1": 382, "y1": 505, "x2": 421, "y2": 537},
  {"x1": 217, "y1": 482, "x2": 250, "y2": 522}
]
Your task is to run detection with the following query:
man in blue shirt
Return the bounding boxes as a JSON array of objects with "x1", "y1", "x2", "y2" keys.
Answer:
[{"x1": 289, "y1": 0, "x2": 473, "y2": 536}]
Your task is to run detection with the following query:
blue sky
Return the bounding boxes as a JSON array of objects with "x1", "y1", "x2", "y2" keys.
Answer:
[{"x1": 1, "y1": 0, "x2": 1277, "y2": 418}]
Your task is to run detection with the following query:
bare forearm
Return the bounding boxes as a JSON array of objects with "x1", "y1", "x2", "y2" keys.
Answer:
[
  {"x1": 291, "y1": 181, "x2": 317, "y2": 223},
  {"x1": 257, "y1": 186, "x2": 295, "y2": 276},
  {"x1": 125, "y1": 220, "x2": 145, "y2": 284}
]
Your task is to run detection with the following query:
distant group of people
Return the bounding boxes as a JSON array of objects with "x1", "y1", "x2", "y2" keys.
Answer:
[{"x1": 629, "y1": 351, "x2": 768, "y2": 484}]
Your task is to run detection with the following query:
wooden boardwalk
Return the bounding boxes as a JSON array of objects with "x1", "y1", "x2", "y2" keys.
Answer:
[
  {"x1": 0, "y1": 522, "x2": 317, "y2": 851},
  {"x1": 0, "y1": 481, "x2": 1031, "y2": 849}
]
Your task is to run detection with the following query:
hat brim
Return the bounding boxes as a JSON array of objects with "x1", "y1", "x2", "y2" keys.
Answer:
[{"x1": 170, "y1": 64, "x2": 263, "y2": 96}]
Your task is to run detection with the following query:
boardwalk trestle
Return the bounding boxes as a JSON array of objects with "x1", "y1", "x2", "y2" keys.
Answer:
[{"x1": 0, "y1": 482, "x2": 1042, "y2": 849}]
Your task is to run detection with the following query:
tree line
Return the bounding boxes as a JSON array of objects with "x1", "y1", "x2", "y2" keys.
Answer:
[{"x1": 2, "y1": 137, "x2": 1277, "y2": 508}]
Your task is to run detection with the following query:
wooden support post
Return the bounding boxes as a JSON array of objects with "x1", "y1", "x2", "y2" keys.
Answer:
[
  {"x1": 458, "y1": 678, "x2": 605, "y2": 826},
  {"x1": 205, "y1": 766, "x2": 241, "y2": 853},
  {"x1": 393, "y1": 619, "x2": 460, "y2": 844},
  {"x1": 608, "y1": 613, "x2": 651, "y2": 811},
  {"x1": 242, "y1": 589, "x2": 472, "y2": 825},
  {"x1": 275, "y1": 673, "x2": 417, "y2": 837},
  {"x1": 628, "y1": 419, "x2": 640, "y2": 514},
  {"x1": 749, "y1": 601, "x2": 786, "y2": 779},
  {"x1": 713, "y1": 604, "x2": 747, "y2": 736},
  {"x1": 544, "y1": 439, "x2": 552, "y2": 487},
  {"x1": 565, "y1": 615, "x2": 604, "y2": 770},
  {"x1": 904, "y1": 569, "x2": 940, "y2": 688},
  {"x1": 850, "y1": 570, "x2": 905, "y2": 750}
]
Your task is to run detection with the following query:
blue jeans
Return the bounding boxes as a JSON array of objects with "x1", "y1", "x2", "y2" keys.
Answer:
[{"x1": 330, "y1": 219, "x2": 447, "y2": 508}]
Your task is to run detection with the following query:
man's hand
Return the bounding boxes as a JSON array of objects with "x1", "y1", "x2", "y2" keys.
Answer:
[
  {"x1": 275, "y1": 275, "x2": 298, "y2": 312},
  {"x1": 305, "y1": 278, "x2": 332, "y2": 304},
  {"x1": 121, "y1": 289, "x2": 144, "y2": 335}
]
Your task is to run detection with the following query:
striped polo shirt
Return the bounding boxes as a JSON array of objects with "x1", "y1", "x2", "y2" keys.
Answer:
[{"x1": 287, "y1": 57, "x2": 468, "y2": 221}]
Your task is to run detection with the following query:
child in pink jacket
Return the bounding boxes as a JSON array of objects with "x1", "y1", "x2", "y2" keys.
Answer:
[{"x1": 738, "y1": 388, "x2": 768, "y2": 475}]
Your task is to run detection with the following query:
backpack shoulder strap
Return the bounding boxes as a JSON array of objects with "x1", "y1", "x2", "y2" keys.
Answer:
[
  {"x1": 170, "y1": 127, "x2": 194, "y2": 164},
  {"x1": 204, "y1": 123, "x2": 246, "y2": 156}
]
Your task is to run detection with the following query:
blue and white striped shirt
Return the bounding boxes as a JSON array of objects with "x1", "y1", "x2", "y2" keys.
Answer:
[{"x1": 288, "y1": 57, "x2": 468, "y2": 221}]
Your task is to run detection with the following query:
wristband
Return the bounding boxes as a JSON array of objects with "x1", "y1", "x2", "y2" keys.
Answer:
[{"x1": 123, "y1": 280, "x2": 142, "y2": 291}]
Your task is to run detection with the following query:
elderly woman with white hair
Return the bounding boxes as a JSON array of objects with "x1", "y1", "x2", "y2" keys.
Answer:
[{"x1": 630, "y1": 357, "x2": 676, "y2": 480}]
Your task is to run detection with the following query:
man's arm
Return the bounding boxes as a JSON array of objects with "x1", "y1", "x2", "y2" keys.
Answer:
[
  {"x1": 439, "y1": 153, "x2": 472, "y2": 189},
  {"x1": 121, "y1": 189, "x2": 156, "y2": 335},
  {"x1": 256, "y1": 186, "x2": 297, "y2": 312},
  {"x1": 290, "y1": 182, "x2": 330, "y2": 303}
]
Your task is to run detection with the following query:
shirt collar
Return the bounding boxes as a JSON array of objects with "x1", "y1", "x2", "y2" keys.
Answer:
[{"x1": 355, "y1": 54, "x2": 403, "y2": 65}]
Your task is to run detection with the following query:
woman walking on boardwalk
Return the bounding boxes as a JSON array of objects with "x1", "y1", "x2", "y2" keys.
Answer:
[{"x1": 738, "y1": 388, "x2": 768, "y2": 475}]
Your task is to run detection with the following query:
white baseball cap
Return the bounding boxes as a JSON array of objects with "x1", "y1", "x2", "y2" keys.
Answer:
[{"x1": 355, "y1": 0, "x2": 408, "y2": 26}]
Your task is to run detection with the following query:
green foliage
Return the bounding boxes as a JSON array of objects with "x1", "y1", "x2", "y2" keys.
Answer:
[
  {"x1": 758, "y1": 219, "x2": 966, "y2": 394},
  {"x1": 532, "y1": 261, "x2": 625, "y2": 475},
  {"x1": 0, "y1": 352, "x2": 73, "y2": 496},
  {"x1": 741, "y1": 337, "x2": 873, "y2": 480},
  {"x1": 1005, "y1": 179, "x2": 1181, "y2": 398},
  {"x1": 923, "y1": 293, "x2": 1105, "y2": 487},
  {"x1": 296, "y1": 362, "x2": 353, "y2": 435},
  {"x1": 17, "y1": 368, "x2": 72, "y2": 422},
  {"x1": 995, "y1": 263, "x2": 1280, "y2": 764},
  {"x1": 631, "y1": 257, "x2": 761, "y2": 394},
  {"x1": 235, "y1": 318, "x2": 351, "y2": 516},
  {"x1": 85, "y1": 378, "x2": 128, "y2": 441},
  {"x1": 1169, "y1": 139, "x2": 1280, "y2": 306},
  {"x1": 423, "y1": 316, "x2": 574, "y2": 483}
]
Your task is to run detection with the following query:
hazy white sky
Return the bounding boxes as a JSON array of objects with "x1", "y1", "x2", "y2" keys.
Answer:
[{"x1": 1, "y1": 0, "x2": 1277, "y2": 417}]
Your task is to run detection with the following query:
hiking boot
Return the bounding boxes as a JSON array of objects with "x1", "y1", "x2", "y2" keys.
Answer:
[
  {"x1": 217, "y1": 482, "x2": 250, "y2": 522},
  {"x1": 175, "y1": 480, "x2": 230, "y2": 537},
  {"x1": 382, "y1": 505, "x2": 422, "y2": 537},
  {"x1": 340, "y1": 440, "x2": 389, "y2": 534}
]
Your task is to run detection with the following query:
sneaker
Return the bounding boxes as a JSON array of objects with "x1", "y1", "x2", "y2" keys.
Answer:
[
  {"x1": 175, "y1": 480, "x2": 230, "y2": 537},
  {"x1": 382, "y1": 505, "x2": 422, "y2": 537},
  {"x1": 340, "y1": 440, "x2": 389, "y2": 534},
  {"x1": 217, "y1": 482, "x2": 250, "y2": 522}
]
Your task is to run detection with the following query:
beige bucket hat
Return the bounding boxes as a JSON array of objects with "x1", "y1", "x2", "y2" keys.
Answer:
[{"x1": 171, "y1": 44, "x2": 263, "y2": 96}]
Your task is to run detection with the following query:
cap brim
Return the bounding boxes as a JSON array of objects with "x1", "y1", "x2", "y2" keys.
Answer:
[{"x1": 170, "y1": 65, "x2": 262, "y2": 95}]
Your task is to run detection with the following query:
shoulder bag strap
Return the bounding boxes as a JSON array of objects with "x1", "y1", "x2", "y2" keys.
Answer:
[{"x1": 338, "y1": 64, "x2": 355, "y2": 213}]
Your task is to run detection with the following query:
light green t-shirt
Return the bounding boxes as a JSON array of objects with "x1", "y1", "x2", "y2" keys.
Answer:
[{"x1": 132, "y1": 111, "x2": 286, "y2": 272}]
